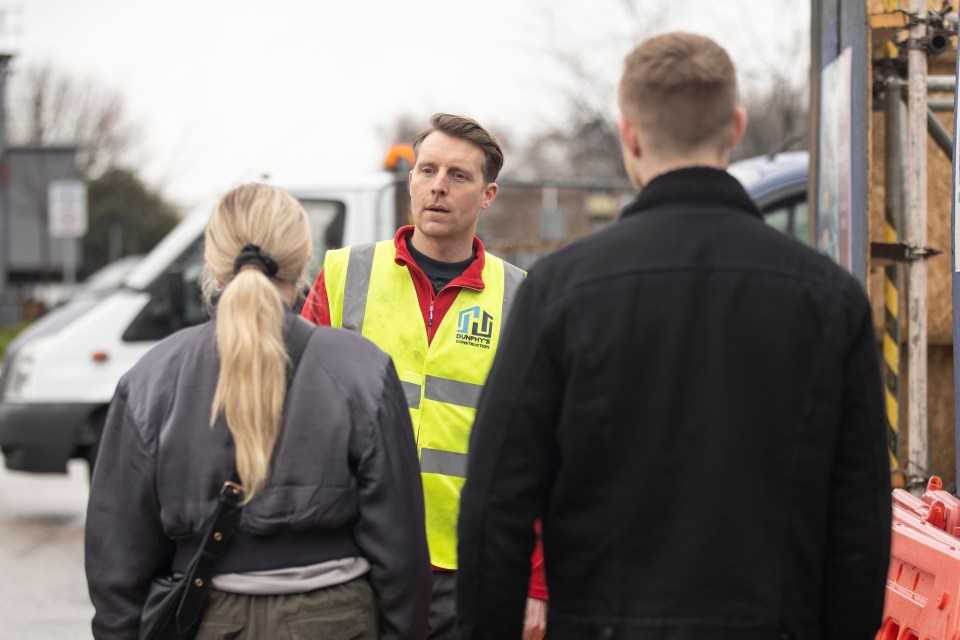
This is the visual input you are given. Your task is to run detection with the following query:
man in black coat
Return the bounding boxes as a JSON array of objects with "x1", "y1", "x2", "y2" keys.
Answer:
[{"x1": 457, "y1": 32, "x2": 891, "y2": 640}]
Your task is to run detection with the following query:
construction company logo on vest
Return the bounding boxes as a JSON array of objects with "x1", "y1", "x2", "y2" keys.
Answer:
[{"x1": 456, "y1": 306, "x2": 493, "y2": 349}]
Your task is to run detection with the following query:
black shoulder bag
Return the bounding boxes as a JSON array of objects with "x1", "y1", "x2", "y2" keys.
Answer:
[{"x1": 139, "y1": 318, "x2": 315, "y2": 640}]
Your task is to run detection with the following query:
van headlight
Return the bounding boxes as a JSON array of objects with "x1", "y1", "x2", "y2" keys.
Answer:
[{"x1": 4, "y1": 337, "x2": 49, "y2": 403}]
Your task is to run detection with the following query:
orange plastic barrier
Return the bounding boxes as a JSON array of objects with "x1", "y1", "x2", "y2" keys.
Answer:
[
  {"x1": 893, "y1": 477, "x2": 960, "y2": 538},
  {"x1": 878, "y1": 478, "x2": 960, "y2": 640}
]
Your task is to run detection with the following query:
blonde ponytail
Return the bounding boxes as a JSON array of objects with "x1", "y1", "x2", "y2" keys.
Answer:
[{"x1": 201, "y1": 184, "x2": 311, "y2": 501}]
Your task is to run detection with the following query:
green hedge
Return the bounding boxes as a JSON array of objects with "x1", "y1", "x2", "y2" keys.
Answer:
[{"x1": 0, "y1": 322, "x2": 28, "y2": 358}]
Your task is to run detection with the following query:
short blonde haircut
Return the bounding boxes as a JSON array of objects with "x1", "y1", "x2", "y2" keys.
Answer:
[
  {"x1": 619, "y1": 32, "x2": 739, "y2": 156},
  {"x1": 201, "y1": 183, "x2": 311, "y2": 501}
]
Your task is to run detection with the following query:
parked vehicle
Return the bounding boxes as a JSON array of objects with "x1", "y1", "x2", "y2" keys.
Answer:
[
  {"x1": 0, "y1": 151, "x2": 811, "y2": 475},
  {"x1": 730, "y1": 150, "x2": 810, "y2": 244},
  {"x1": 0, "y1": 167, "x2": 407, "y2": 474}
]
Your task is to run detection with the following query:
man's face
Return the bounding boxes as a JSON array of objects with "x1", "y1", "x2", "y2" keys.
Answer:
[{"x1": 408, "y1": 131, "x2": 497, "y2": 247}]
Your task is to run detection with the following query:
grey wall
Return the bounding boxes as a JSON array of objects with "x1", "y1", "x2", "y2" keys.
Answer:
[{"x1": 4, "y1": 146, "x2": 79, "y2": 277}]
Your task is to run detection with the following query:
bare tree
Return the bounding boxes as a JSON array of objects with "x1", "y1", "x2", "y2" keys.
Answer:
[
  {"x1": 505, "y1": 0, "x2": 680, "y2": 182},
  {"x1": 515, "y1": 118, "x2": 627, "y2": 183},
  {"x1": 376, "y1": 112, "x2": 424, "y2": 150},
  {"x1": 6, "y1": 62, "x2": 138, "y2": 180},
  {"x1": 4, "y1": 62, "x2": 177, "y2": 282},
  {"x1": 730, "y1": 14, "x2": 809, "y2": 160},
  {"x1": 513, "y1": 0, "x2": 808, "y2": 180},
  {"x1": 733, "y1": 71, "x2": 808, "y2": 160}
]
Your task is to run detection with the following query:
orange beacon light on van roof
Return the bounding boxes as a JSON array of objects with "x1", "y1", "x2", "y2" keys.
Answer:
[{"x1": 383, "y1": 144, "x2": 414, "y2": 171}]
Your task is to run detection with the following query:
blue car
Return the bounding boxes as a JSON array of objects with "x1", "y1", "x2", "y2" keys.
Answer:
[{"x1": 731, "y1": 150, "x2": 810, "y2": 244}]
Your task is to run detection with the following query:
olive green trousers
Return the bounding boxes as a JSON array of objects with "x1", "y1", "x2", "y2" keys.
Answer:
[{"x1": 194, "y1": 576, "x2": 378, "y2": 639}]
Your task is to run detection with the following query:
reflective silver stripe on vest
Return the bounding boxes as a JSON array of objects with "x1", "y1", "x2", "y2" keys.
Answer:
[
  {"x1": 501, "y1": 262, "x2": 525, "y2": 323},
  {"x1": 401, "y1": 381, "x2": 422, "y2": 409},
  {"x1": 420, "y1": 448, "x2": 468, "y2": 478},
  {"x1": 341, "y1": 243, "x2": 376, "y2": 333},
  {"x1": 424, "y1": 375, "x2": 483, "y2": 409}
]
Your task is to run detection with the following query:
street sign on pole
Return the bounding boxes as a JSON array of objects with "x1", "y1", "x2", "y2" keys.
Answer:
[
  {"x1": 48, "y1": 179, "x2": 87, "y2": 239},
  {"x1": 48, "y1": 179, "x2": 86, "y2": 287}
]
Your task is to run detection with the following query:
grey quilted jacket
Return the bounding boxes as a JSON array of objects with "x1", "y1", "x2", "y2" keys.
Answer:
[{"x1": 85, "y1": 314, "x2": 431, "y2": 639}]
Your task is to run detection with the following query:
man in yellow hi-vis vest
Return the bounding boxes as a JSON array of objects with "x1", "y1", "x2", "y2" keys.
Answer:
[{"x1": 302, "y1": 114, "x2": 547, "y2": 640}]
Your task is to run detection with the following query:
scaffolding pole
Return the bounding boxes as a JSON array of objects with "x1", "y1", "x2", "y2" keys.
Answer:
[
  {"x1": 953, "y1": 8, "x2": 960, "y2": 495},
  {"x1": 907, "y1": 0, "x2": 930, "y2": 486},
  {"x1": 884, "y1": 74, "x2": 906, "y2": 487}
]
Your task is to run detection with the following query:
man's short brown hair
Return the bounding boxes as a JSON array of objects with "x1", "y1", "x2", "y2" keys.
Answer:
[
  {"x1": 619, "y1": 32, "x2": 738, "y2": 155},
  {"x1": 412, "y1": 113, "x2": 505, "y2": 183}
]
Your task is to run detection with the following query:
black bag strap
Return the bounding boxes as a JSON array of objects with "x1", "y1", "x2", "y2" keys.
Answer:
[
  {"x1": 173, "y1": 316, "x2": 316, "y2": 633},
  {"x1": 174, "y1": 480, "x2": 245, "y2": 631}
]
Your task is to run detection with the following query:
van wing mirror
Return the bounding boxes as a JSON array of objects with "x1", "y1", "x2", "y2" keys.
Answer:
[
  {"x1": 159, "y1": 269, "x2": 204, "y2": 328},
  {"x1": 123, "y1": 270, "x2": 207, "y2": 342},
  {"x1": 164, "y1": 270, "x2": 186, "y2": 320}
]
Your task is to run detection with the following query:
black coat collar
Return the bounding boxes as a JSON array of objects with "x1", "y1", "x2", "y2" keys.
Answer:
[{"x1": 621, "y1": 166, "x2": 762, "y2": 220}]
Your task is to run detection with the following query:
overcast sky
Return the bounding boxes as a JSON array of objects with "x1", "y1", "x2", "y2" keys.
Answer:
[{"x1": 7, "y1": 0, "x2": 809, "y2": 210}]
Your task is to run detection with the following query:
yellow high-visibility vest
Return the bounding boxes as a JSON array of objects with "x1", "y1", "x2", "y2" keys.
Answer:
[{"x1": 323, "y1": 239, "x2": 525, "y2": 569}]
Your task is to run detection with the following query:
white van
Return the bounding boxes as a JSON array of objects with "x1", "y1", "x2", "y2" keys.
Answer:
[{"x1": 0, "y1": 170, "x2": 406, "y2": 473}]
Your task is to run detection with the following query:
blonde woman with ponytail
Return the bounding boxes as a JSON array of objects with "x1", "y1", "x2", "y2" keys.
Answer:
[{"x1": 86, "y1": 184, "x2": 431, "y2": 640}]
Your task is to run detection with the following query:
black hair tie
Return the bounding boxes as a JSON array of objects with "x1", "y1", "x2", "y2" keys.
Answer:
[{"x1": 233, "y1": 243, "x2": 279, "y2": 277}]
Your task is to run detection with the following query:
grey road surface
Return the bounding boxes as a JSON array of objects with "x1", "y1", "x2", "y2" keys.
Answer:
[{"x1": 0, "y1": 459, "x2": 94, "y2": 639}]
